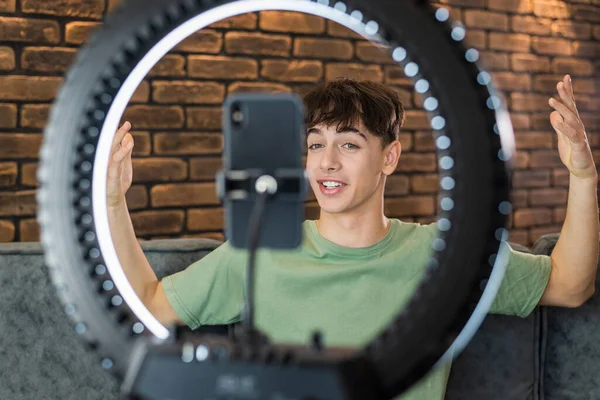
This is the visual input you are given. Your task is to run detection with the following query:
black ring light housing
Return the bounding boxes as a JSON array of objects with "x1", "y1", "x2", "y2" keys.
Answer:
[{"x1": 37, "y1": 0, "x2": 515, "y2": 398}]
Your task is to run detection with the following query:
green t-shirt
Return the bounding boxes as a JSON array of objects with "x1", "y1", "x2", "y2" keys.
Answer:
[{"x1": 162, "y1": 219, "x2": 552, "y2": 399}]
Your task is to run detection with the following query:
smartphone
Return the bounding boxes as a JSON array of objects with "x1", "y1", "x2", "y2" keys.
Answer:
[{"x1": 219, "y1": 92, "x2": 306, "y2": 250}]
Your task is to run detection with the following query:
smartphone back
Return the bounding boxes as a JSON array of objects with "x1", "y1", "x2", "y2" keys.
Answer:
[{"x1": 221, "y1": 93, "x2": 306, "y2": 250}]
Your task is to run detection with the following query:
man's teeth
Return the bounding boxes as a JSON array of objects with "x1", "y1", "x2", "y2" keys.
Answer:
[{"x1": 323, "y1": 181, "x2": 342, "y2": 188}]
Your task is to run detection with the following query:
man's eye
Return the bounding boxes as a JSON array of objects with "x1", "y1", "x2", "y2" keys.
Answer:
[
  {"x1": 343, "y1": 143, "x2": 359, "y2": 149},
  {"x1": 308, "y1": 143, "x2": 323, "y2": 150}
]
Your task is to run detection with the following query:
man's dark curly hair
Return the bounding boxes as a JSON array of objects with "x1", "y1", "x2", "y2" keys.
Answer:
[{"x1": 303, "y1": 77, "x2": 405, "y2": 148}]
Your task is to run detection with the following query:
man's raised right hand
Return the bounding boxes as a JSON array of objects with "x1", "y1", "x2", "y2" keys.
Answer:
[{"x1": 107, "y1": 121, "x2": 134, "y2": 208}]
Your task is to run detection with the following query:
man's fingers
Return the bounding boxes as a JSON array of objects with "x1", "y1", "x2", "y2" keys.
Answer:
[
  {"x1": 549, "y1": 97, "x2": 580, "y2": 128},
  {"x1": 111, "y1": 133, "x2": 134, "y2": 163},
  {"x1": 550, "y1": 111, "x2": 580, "y2": 143},
  {"x1": 111, "y1": 121, "x2": 131, "y2": 154},
  {"x1": 556, "y1": 76, "x2": 578, "y2": 116}
]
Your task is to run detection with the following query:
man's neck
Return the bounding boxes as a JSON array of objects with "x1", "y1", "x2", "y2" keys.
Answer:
[{"x1": 316, "y1": 211, "x2": 390, "y2": 248}]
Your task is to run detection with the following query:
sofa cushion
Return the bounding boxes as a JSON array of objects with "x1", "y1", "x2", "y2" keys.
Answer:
[
  {"x1": 446, "y1": 242, "x2": 542, "y2": 400},
  {"x1": 533, "y1": 233, "x2": 600, "y2": 400},
  {"x1": 0, "y1": 238, "x2": 220, "y2": 400}
]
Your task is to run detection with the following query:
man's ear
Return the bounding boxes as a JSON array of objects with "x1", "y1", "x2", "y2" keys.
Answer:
[{"x1": 382, "y1": 140, "x2": 402, "y2": 176}]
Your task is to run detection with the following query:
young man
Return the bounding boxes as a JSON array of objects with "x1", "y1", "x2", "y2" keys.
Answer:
[{"x1": 107, "y1": 76, "x2": 598, "y2": 399}]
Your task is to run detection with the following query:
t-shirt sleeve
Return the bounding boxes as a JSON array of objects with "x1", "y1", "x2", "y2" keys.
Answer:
[
  {"x1": 161, "y1": 241, "x2": 247, "y2": 329},
  {"x1": 488, "y1": 243, "x2": 552, "y2": 317}
]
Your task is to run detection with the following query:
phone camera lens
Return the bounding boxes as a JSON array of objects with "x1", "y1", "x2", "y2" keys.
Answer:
[{"x1": 232, "y1": 110, "x2": 244, "y2": 124}]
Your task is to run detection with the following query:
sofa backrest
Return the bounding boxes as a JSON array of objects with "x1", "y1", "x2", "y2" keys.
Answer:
[{"x1": 532, "y1": 233, "x2": 600, "y2": 399}]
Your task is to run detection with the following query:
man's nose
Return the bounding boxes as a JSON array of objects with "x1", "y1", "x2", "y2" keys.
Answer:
[{"x1": 319, "y1": 145, "x2": 341, "y2": 171}]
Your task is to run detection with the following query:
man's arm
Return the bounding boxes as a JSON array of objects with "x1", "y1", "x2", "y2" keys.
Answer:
[
  {"x1": 107, "y1": 122, "x2": 183, "y2": 326},
  {"x1": 537, "y1": 75, "x2": 599, "y2": 308}
]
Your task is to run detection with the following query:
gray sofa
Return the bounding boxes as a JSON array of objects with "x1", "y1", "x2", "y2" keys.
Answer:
[{"x1": 0, "y1": 234, "x2": 597, "y2": 400}]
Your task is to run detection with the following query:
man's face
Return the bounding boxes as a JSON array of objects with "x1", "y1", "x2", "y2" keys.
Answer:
[{"x1": 305, "y1": 121, "x2": 394, "y2": 216}]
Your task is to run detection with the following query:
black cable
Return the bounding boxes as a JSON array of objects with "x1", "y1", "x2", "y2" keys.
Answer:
[{"x1": 243, "y1": 189, "x2": 270, "y2": 336}]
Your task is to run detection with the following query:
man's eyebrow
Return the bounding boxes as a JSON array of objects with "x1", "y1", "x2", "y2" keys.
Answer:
[{"x1": 306, "y1": 127, "x2": 368, "y2": 141}]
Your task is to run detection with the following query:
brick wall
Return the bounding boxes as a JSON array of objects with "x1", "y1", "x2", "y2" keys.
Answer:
[{"x1": 0, "y1": 0, "x2": 598, "y2": 246}]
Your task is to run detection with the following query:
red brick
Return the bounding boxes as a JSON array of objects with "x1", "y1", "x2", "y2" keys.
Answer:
[
  {"x1": 512, "y1": 169, "x2": 551, "y2": 187},
  {"x1": 508, "y1": 229, "x2": 529, "y2": 246},
  {"x1": 529, "y1": 150, "x2": 562, "y2": 168},
  {"x1": 151, "y1": 183, "x2": 219, "y2": 207},
  {"x1": 532, "y1": 0, "x2": 570, "y2": 19},
  {"x1": 124, "y1": 185, "x2": 148, "y2": 210},
  {"x1": 0, "y1": 0, "x2": 15, "y2": 12},
  {"x1": 20, "y1": 104, "x2": 48, "y2": 128},
  {"x1": 464, "y1": 30, "x2": 487, "y2": 50},
  {"x1": 65, "y1": 22, "x2": 101, "y2": 45},
  {"x1": 511, "y1": 15, "x2": 552, "y2": 36},
  {"x1": 0, "y1": 47, "x2": 15, "y2": 71},
  {"x1": 355, "y1": 42, "x2": 396, "y2": 64},
  {"x1": 130, "y1": 132, "x2": 151, "y2": 156},
  {"x1": 154, "y1": 133, "x2": 222, "y2": 155},
  {"x1": 513, "y1": 208, "x2": 553, "y2": 227},
  {"x1": 511, "y1": 189, "x2": 528, "y2": 208},
  {"x1": 0, "y1": 134, "x2": 42, "y2": 159},
  {"x1": 489, "y1": 32, "x2": 531, "y2": 52},
  {"x1": 511, "y1": 53, "x2": 550, "y2": 72},
  {"x1": 0, "y1": 162, "x2": 17, "y2": 187},
  {"x1": 552, "y1": 20, "x2": 592, "y2": 40},
  {"x1": 130, "y1": 81, "x2": 149, "y2": 103},
  {"x1": 532, "y1": 37, "x2": 572, "y2": 56},
  {"x1": 573, "y1": 80, "x2": 598, "y2": 95},
  {"x1": 384, "y1": 196, "x2": 436, "y2": 217},
  {"x1": 488, "y1": 0, "x2": 532, "y2": 13},
  {"x1": 529, "y1": 188, "x2": 568, "y2": 206},
  {"x1": 385, "y1": 175, "x2": 410, "y2": 196},
  {"x1": 530, "y1": 225, "x2": 563, "y2": 242},
  {"x1": 189, "y1": 157, "x2": 222, "y2": 181},
  {"x1": 21, "y1": 163, "x2": 37, "y2": 186},
  {"x1": 552, "y1": 168, "x2": 569, "y2": 186},
  {"x1": 0, "y1": 17, "x2": 60, "y2": 44},
  {"x1": 131, "y1": 158, "x2": 187, "y2": 183},
  {"x1": 0, "y1": 104, "x2": 17, "y2": 128},
  {"x1": 208, "y1": 13, "x2": 257, "y2": 30},
  {"x1": 175, "y1": 30, "x2": 222, "y2": 53},
  {"x1": 572, "y1": 4, "x2": 600, "y2": 23},
  {"x1": 403, "y1": 111, "x2": 431, "y2": 130},
  {"x1": 514, "y1": 131, "x2": 553, "y2": 149},
  {"x1": 465, "y1": 10, "x2": 509, "y2": 31},
  {"x1": 510, "y1": 93, "x2": 550, "y2": 111},
  {"x1": 22, "y1": 0, "x2": 104, "y2": 18},
  {"x1": 440, "y1": 0, "x2": 486, "y2": 7},
  {"x1": 225, "y1": 32, "x2": 290, "y2": 57},
  {"x1": 21, "y1": 46, "x2": 76, "y2": 73},
  {"x1": 595, "y1": 26, "x2": 600, "y2": 41},
  {"x1": 511, "y1": 113, "x2": 531, "y2": 130},
  {"x1": 148, "y1": 55, "x2": 185, "y2": 77},
  {"x1": 261, "y1": 60, "x2": 322, "y2": 82},
  {"x1": 327, "y1": 21, "x2": 363, "y2": 40},
  {"x1": 188, "y1": 55, "x2": 257, "y2": 80},
  {"x1": 384, "y1": 65, "x2": 411, "y2": 86},
  {"x1": 152, "y1": 81, "x2": 225, "y2": 104},
  {"x1": 531, "y1": 112, "x2": 552, "y2": 130},
  {"x1": 572, "y1": 41, "x2": 600, "y2": 58},
  {"x1": 410, "y1": 174, "x2": 439, "y2": 194},
  {"x1": 413, "y1": 132, "x2": 435, "y2": 152},
  {"x1": 551, "y1": 58, "x2": 593, "y2": 76},
  {"x1": 391, "y1": 87, "x2": 412, "y2": 109},
  {"x1": 480, "y1": 51, "x2": 510, "y2": 70},
  {"x1": 552, "y1": 207, "x2": 566, "y2": 223},
  {"x1": 0, "y1": 76, "x2": 61, "y2": 101},
  {"x1": 396, "y1": 154, "x2": 437, "y2": 173},
  {"x1": 326, "y1": 63, "x2": 382, "y2": 83},
  {"x1": 259, "y1": 11, "x2": 325, "y2": 34},
  {"x1": 294, "y1": 38, "x2": 353, "y2": 60},
  {"x1": 0, "y1": 220, "x2": 15, "y2": 242},
  {"x1": 513, "y1": 151, "x2": 529, "y2": 169},
  {"x1": 398, "y1": 133, "x2": 413, "y2": 152},
  {"x1": 186, "y1": 107, "x2": 222, "y2": 130},
  {"x1": 228, "y1": 81, "x2": 290, "y2": 94},
  {"x1": 532, "y1": 74, "x2": 567, "y2": 93},
  {"x1": 123, "y1": 105, "x2": 184, "y2": 129},
  {"x1": 131, "y1": 210, "x2": 184, "y2": 236},
  {"x1": 188, "y1": 208, "x2": 224, "y2": 231},
  {"x1": 0, "y1": 190, "x2": 36, "y2": 216},
  {"x1": 492, "y1": 72, "x2": 531, "y2": 91}
]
